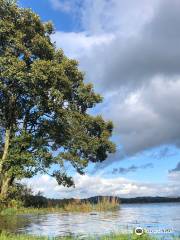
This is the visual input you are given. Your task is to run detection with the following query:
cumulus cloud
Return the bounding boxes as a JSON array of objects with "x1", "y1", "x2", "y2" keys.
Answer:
[
  {"x1": 80, "y1": 0, "x2": 158, "y2": 35},
  {"x1": 23, "y1": 173, "x2": 180, "y2": 199},
  {"x1": 49, "y1": 0, "x2": 157, "y2": 32},
  {"x1": 76, "y1": 0, "x2": 180, "y2": 92},
  {"x1": 52, "y1": 0, "x2": 180, "y2": 90},
  {"x1": 101, "y1": 78, "x2": 180, "y2": 160},
  {"x1": 51, "y1": 0, "x2": 180, "y2": 167}
]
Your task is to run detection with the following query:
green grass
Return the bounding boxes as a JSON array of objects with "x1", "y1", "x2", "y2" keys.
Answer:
[
  {"x1": 0, "y1": 198, "x2": 120, "y2": 216},
  {"x1": 0, "y1": 232, "x2": 157, "y2": 240}
]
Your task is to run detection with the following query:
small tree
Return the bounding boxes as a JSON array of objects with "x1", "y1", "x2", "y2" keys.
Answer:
[{"x1": 0, "y1": 0, "x2": 115, "y2": 200}]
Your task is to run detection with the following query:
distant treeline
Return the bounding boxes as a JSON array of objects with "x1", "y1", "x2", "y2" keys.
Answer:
[
  {"x1": 85, "y1": 196, "x2": 180, "y2": 204},
  {"x1": 23, "y1": 195, "x2": 180, "y2": 208},
  {"x1": 23, "y1": 195, "x2": 75, "y2": 208},
  {"x1": 120, "y1": 196, "x2": 180, "y2": 204}
]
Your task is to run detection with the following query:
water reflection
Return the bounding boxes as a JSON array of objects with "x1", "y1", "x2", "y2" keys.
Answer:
[{"x1": 0, "y1": 203, "x2": 179, "y2": 237}]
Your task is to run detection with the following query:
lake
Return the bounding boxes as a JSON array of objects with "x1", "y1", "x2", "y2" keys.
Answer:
[{"x1": 0, "y1": 203, "x2": 179, "y2": 238}]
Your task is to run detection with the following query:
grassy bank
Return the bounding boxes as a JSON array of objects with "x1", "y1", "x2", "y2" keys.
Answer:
[
  {"x1": 0, "y1": 232, "x2": 158, "y2": 240},
  {"x1": 0, "y1": 198, "x2": 119, "y2": 216}
]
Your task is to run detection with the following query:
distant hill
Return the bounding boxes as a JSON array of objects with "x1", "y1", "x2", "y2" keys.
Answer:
[{"x1": 84, "y1": 196, "x2": 180, "y2": 204}]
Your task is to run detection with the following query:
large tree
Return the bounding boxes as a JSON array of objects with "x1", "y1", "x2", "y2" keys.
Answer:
[{"x1": 0, "y1": 0, "x2": 115, "y2": 200}]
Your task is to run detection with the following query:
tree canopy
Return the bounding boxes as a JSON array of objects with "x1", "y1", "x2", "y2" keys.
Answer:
[{"x1": 0, "y1": 0, "x2": 115, "y2": 200}]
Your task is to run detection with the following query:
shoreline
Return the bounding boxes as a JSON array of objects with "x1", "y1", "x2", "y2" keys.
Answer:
[{"x1": 0, "y1": 232, "x2": 167, "y2": 240}]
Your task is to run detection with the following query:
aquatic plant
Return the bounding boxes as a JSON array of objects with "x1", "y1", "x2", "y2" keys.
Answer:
[{"x1": 0, "y1": 197, "x2": 119, "y2": 216}]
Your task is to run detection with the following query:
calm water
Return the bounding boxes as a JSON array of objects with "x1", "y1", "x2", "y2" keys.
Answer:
[{"x1": 0, "y1": 203, "x2": 180, "y2": 238}]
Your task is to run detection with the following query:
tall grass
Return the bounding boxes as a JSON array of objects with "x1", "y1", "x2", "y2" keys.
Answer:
[
  {"x1": 64, "y1": 197, "x2": 119, "y2": 212},
  {"x1": 0, "y1": 197, "x2": 119, "y2": 216}
]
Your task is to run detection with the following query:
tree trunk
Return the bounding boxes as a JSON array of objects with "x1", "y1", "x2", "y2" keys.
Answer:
[
  {"x1": 2, "y1": 128, "x2": 11, "y2": 159},
  {"x1": 0, "y1": 174, "x2": 13, "y2": 200},
  {"x1": 0, "y1": 128, "x2": 11, "y2": 200}
]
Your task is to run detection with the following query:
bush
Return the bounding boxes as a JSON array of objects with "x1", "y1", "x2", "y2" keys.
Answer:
[{"x1": 8, "y1": 199, "x2": 23, "y2": 209}]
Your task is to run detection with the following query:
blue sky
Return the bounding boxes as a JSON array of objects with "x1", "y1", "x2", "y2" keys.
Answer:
[
  {"x1": 19, "y1": 0, "x2": 180, "y2": 198},
  {"x1": 19, "y1": 0, "x2": 80, "y2": 32}
]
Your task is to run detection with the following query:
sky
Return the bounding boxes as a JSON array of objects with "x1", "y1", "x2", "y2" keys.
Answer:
[{"x1": 19, "y1": 0, "x2": 180, "y2": 199}]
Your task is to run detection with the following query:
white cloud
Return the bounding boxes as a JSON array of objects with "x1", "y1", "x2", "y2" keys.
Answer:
[
  {"x1": 51, "y1": 1, "x2": 180, "y2": 171},
  {"x1": 47, "y1": 0, "x2": 180, "y2": 202},
  {"x1": 51, "y1": 31, "x2": 114, "y2": 59},
  {"x1": 168, "y1": 171, "x2": 180, "y2": 182},
  {"x1": 80, "y1": 0, "x2": 158, "y2": 35},
  {"x1": 49, "y1": 0, "x2": 157, "y2": 33},
  {"x1": 23, "y1": 173, "x2": 180, "y2": 199},
  {"x1": 100, "y1": 77, "x2": 180, "y2": 158}
]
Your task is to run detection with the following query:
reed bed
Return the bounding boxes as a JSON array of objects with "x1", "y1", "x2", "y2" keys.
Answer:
[
  {"x1": 63, "y1": 197, "x2": 119, "y2": 212},
  {"x1": 0, "y1": 197, "x2": 119, "y2": 216}
]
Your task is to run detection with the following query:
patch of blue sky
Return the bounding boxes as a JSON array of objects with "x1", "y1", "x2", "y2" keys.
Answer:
[{"x1": 19, "y1": 0, "x2": 80, "y2": 32}]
